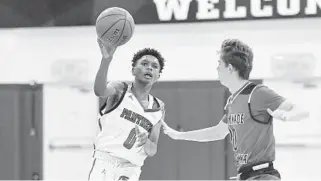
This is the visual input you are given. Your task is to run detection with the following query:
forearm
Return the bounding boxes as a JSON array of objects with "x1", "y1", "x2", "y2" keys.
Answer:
[
  {"x1": 178, "y1": 126, "x2": 227, "y2": 142},
  {"x1": 144, "y1": 139, "x2": 157, "y2": 157},
  {"x1": 284, "y1": 105, "x2": 309, "y2": 121},
  {"x1": 94, "y1": 58, "x2": 112, "y2": 96}
]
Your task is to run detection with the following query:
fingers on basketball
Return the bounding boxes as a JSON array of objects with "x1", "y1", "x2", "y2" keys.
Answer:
[{"x1": 97, "y1": 38, "x2": 104, "y2": 49}]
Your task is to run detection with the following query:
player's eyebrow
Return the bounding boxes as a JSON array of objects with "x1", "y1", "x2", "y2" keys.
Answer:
[
  {"x1": 140, "y1": 57, "x2": 148, "y2": 62},
  {"x1": 152, "y1": 62, "x2": 159, "y2": 66}
]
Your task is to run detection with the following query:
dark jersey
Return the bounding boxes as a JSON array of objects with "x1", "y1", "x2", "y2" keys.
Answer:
[{"x1": 223, "y1": 82, "x2": 285, "y2": 172}]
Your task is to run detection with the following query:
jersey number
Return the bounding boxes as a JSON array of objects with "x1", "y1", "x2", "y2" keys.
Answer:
[
  {"x1": 123, "y1": 128, "x2": 136, "y2": 149},
  {"x1": 228, "y1": 127, "x2": 238, "y2": 151}
]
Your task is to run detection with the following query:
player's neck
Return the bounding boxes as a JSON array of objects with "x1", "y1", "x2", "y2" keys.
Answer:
[
  {"x1": 228, "y1": 79, "x2": 249, "y2": 95},
  {"x1": 132, "y1": 81, "x2": 152, "y2": 101}
]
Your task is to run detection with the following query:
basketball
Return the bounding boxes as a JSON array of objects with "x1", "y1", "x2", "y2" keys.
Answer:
[{"x1": 96, "y1": 7, "x2": 135, "y2": 47}]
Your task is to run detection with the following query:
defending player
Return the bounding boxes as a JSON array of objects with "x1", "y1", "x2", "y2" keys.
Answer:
[
  {"x1": 162, "y1": 39, "x2": 309, "y2": 180},
  {"x1": 88, "y1": 39, "x2": 166, "y2": 181}
]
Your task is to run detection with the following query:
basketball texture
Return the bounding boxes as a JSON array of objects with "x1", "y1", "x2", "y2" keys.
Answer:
[{"x1": 96, "y1": 7, "x2": 135, "y2": 46}]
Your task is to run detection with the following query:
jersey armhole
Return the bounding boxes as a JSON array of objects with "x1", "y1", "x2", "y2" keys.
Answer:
[
  {"x1": 153, "y1": 97, "x2": 161, "y2": 109},
  {"x1": 248, "y1": 84, "x2": 273, "y2": 125},
  {"x1": 100, "y1": 82, "x2": 128, "y2": 115}
]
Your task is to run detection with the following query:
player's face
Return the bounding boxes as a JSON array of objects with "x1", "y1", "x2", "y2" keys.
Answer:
[{"x1": 132, "y1": 55, "x2": 161, "y2": 84}]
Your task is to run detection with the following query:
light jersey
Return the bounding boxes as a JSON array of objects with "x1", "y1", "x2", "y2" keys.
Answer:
[
  {"x1": 223, "y1": 82, "x2": 283, "y2": 172},
  {"x1": 94, "y1": 82, "x2": 165, "y2": 167}
]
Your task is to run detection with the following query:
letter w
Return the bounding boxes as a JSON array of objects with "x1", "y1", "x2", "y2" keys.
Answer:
[{"x1": 153, "y1": 0, "x2": 193, "y2": 21}]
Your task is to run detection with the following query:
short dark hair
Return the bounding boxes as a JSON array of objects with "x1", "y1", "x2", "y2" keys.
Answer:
[
  {"x1": 131, "y1": 48, "x2": 165, "y2": 73},
  {"x1": 220, "y1": 39, "x2": 253, "y2": 80}
]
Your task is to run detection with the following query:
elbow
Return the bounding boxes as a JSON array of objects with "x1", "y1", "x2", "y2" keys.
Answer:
[
  {"x1": 94, "y1": 88, "x2": 103, "y2": 97},
  {"x1": 93, "y1": 79, "x2": 107, "y2": 97},
  {"x1": 94, "y1": 85, "x2": 106, "y2": 97}
]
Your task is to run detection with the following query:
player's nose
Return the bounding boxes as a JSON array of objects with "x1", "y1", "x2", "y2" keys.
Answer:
[{"x1": 146, "y1": 65, "x2": 153, "y2": 71}]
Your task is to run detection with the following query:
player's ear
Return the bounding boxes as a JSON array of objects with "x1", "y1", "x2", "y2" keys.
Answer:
[
  {"x1": 227, "y1": 64, "x2": 234, "y2": 73},
  {"x1": 131, "y1": 67, "x2": 135, "y2": 76},
  {"x1": 154, "y1": 75, "x2": 160, "y2": 83},
  {"x1": 155, "y1": 72, "x2": 160, "y2": 81}
]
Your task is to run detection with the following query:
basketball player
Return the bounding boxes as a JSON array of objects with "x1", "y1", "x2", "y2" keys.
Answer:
[
  {"x1": 162, "y1": 39, "x2": 309, "y2": 180},
  {"x1": 88, "y1": 39, "x2": 166, "y2": 181}
]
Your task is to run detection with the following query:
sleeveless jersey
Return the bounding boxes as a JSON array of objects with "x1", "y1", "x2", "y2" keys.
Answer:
[
  {"x1": 224, "y1": 82, "x2": 282, "y2": 172},
  {"x1": 93, "y1": 83, "x2": 165, "y2": 166}
]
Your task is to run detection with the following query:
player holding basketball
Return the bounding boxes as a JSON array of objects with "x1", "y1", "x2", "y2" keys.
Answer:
[
  {"x1": 88, "y1": 39, "x2": 166, "y2": 181},
  {"x1": 162, "y1": 39, "x2": 309, "y2": 180}
]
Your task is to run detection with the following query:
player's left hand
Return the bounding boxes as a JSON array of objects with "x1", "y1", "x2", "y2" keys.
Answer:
[
  {"x1": 97, "y1": 38, "x2": 117, "y2": 59},
  {"x1": 135, "y1": 125, "x2": 148, "y2": 147}
]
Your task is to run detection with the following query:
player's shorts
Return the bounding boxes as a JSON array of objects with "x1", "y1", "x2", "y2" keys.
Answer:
[
  {"x1": 88, "y1": 150, "x2": 141, "y2": 181},
  {"x1": 236, "y1": 162, "x2": 281, "y2": 180}
]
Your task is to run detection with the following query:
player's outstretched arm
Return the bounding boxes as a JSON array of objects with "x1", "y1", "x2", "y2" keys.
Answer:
[
  {"x1": 252, "y1": 85, "x2": 310, "y2": 122},
  {"x1": 94, "y1": 39, "x2": 117, "y2": 97},
  {"x1": 162, "y1": 115, "x2": 229, "y2": 142},
  {"x1": 267, "y1": 100, "x2": 309, "y2": 122}
]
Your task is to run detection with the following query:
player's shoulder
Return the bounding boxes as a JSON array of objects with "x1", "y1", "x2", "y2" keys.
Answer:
[
  {"x1": 240, "y1": 82, "x2": 267, "y2": 93},
  {"x1": 239, "y1": 82, "x2": 272, "y2": 101},
  {"x1": 107, "y1": 81, "x2": 129, "y2": 93},
  {"x1": 251, "y1": 83, "x2": 273, "y2": 95},
  {"x1": 249, "y1": 83, "x2": 279, "y2": 101},
  {"x1": 102, "y1": 81, "x2": 129, "y2": 104}
]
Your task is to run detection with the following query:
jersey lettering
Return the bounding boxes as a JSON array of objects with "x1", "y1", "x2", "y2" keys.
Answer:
[
  {"x1": 123, "y1": 128, "x2": 137, "y2": 149},
  {"x1": 228, "y1": 126, "x2": 238, "y2": 151},
  {"x1": 227, "y1": 113, "x2": 245, "y2": 125},
  {"x1": 235, "y1": 153, "x2": 249, "y2": 165},
  {"x1": 120, "y1": 108, "x2": 153, "y2": 133},
  {"x1": 227, "y1": 113, "x2": 245, "y2": 151}
]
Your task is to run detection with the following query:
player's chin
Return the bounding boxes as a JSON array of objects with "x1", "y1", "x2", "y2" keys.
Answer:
[
  {"x1": 218, "y1": 78, "x2": 225, "y2": 85},
  {"x1": 138, "y1": 76, "x2": 156, "y2": 84}
]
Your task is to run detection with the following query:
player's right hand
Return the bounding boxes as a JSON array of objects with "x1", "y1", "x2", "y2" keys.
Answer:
[
  {"x1": 161, "y1": 120, "x2": 182, "y2": 140},
  {"x1": 97, "y1": 38, "x2": 117, "y2": 59}
]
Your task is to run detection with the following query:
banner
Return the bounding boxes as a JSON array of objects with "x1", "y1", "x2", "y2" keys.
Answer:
[
  {"x1": 134, "y1": 0, "x2": 321, "y2": 24},
  {"x1": 1, "y1": 0, "x2": 321, "y2": 28}
]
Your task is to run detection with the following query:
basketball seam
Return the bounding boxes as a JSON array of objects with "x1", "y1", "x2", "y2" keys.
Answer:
[
  {"x1": 111, "y1": 13, "x2": 127, "y2": 46},
  {"x1": 126, "y1": 19, "x2": 133, "y2": 41},
  {"x1": 101, "y1": 19, "x2": 124, "y2": 39},
  {"x1": 96, "y1": 14, "x2": 125, "y2": 23}
]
